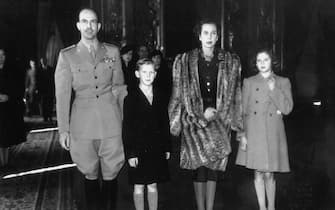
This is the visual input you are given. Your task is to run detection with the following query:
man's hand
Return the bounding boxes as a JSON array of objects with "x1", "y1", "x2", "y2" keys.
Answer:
[
  {"x1": 0, "y1": 93, "x2": 9, "y2": 102},
  {"x1": 59, "y1": 132, "x2": 70, "y2": 150},
  {"x1": 204, "y1": 107, "x2": 217, "y2": 121},
  {"x1": 165, "y1": 152, "x2": 170, "y2": 160},
  {"x1": 128, "y1": 157, "x2": 138, "y2": 167},
  {"x1": 239, "y1": 136, "x2": 247, "y2": 151}
]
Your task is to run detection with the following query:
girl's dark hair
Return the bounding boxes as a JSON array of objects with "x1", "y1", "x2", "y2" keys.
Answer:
[
  {"x1": 193, "y1": 18, "x2": 220, "y2": 38},
  {"x1": 250, "y1": 47, "x2": 280, "y2": 73},
  {"x1": 136, "y1": 58, "x2": 155, "y2": 71}
]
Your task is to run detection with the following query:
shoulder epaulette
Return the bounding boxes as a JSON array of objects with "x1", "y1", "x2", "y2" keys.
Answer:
[
  {"x1": 103, "y1": 42, "x2": 118, "y2": 49},
  {"x1": 61, "y1": 44, "x2": 76, "y2": 52}
]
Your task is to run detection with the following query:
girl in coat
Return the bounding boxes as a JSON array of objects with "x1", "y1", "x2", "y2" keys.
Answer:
[
  {"x1": 122, "y1": 59, "x2": 171, "y2": 210},
  {"x1": 236, "y1": 49, "x2": 293, "y2": 210}
]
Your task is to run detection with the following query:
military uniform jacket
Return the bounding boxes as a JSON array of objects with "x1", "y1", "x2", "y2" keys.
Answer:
[{"x1": 55, "y1": 41, "x2": 127, "y2": 140}]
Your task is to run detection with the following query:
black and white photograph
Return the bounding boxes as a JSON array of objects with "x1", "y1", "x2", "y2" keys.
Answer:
[{"x1": 0, "y1": 0, "x2": 334, "y2": 209}]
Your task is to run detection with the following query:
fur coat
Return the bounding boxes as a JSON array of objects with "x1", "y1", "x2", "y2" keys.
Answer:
[{"x1": 168, "y1": 48, "x2": 243, "y2": 171}]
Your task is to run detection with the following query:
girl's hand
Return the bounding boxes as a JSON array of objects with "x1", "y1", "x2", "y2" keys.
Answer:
[
  {"x1": 240, "y1": 136, "x2": 247, "y2": 151},
  {"x1": 128, "y1": 158, "x2": 138, "y2": 167},
  {"x1": 204, "y1": 107, "x2": 217, "y2": 121},
  {"x1": 165, "y1": 152, "x2": 170, "y2": 160},
  {"x1": 268, "y1": 77, "x2": 275, "y2": 91}
]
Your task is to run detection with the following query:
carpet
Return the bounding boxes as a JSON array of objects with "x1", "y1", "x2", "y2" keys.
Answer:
[{"x1": 0, "y1": 131, "x2": 77, "y2": 210}]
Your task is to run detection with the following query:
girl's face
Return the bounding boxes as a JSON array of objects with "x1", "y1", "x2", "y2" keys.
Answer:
[
  {"x1": 135, "y1": 64, "x2": 156, "y2": 86},
  {"x1": 152, "y1": 55, "x2": 161, "y2": 69},
  {"x1": 199, "y1": 23, "x2": 218, "y2": 49},
  {"x1": 256, "y1": 52, "x2": 272, "y2": 73}
]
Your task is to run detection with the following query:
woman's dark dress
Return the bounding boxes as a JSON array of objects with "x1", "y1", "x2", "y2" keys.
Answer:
[
  {"x1": 122, "y1": 87, "x2": 171, "y2": 185},
  {"x1": 0, "y1": 64, "x2": 26, "y2": 148}
]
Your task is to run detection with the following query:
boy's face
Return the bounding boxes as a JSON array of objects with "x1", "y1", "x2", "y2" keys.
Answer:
[{"x1": 135, "y1": 64, "x2": 156, "y2": 86}]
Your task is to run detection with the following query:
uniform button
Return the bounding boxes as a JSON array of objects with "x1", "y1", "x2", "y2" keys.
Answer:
[
  {"x1": 256, "y1": 100, "x2": 258, "y2": 103},
  {"x1": 94, "y1": 66, "x2": 97, "y2": 70},
  {"x1": 256, "y1": 88, "x2": 259, "y2": 91},
  {"x1": 96, "y1": 95, "x2": 99, "y2": 98},
  {"x1": 254, "y1": 111, "x2": 257, "y2": 115},
  {"x1": 206, "y1": 82, "x2": 210, "y2": 86},
  {"x1": 269, "y1": 113, "x2": 272, "y2": 117},
  {"x1": 207, "y1": 88, "x2": 210, "y2": 92},
  {"x1": 95, "y1": 86, "x2": 98, "y2": 89},
  {"x1": 94, "y1": 76, "x2": 97, "y2": 79}
]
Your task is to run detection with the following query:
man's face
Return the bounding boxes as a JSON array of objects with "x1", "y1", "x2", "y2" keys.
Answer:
[
  {"x1": 76, "y1": 9, "x2": 101, "y2": 40},
  {"x1": 0, "y1": 49, "x2": 5, "y2": 66}
]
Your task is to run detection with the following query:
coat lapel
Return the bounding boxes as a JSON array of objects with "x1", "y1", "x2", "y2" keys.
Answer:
[{"x1": 188, "y1": 49, "x2": 203, "y2": 111}]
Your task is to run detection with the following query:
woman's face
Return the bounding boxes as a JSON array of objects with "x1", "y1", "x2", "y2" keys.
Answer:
[
  {"x1": 152, "y1": 55, "x2": 161, "y2": 69},
  {"x1": 199, "y1": 23, "x2": 218, "y2": 49},
  {"x1": 122, "y1": 50, "x2": 133, "y2": 63},
  {"x1": 0, "y1": 49, "x2": 6, "y2": 66},
  {"x1": 256, "y1": 52, "x2": 272, "y2": 73}
]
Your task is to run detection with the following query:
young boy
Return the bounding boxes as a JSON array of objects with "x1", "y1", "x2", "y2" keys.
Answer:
[{"x1": 122, "y1": 58, "x2": 171, "y2": 210}]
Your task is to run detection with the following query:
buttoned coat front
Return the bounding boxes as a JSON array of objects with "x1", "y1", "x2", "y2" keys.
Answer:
[
  {"x1": 236, "y1": 73, "x2": 293, "y2": 172},
  {"x1": 55, "y1": 41, "x2": 127, "y2": 140}
]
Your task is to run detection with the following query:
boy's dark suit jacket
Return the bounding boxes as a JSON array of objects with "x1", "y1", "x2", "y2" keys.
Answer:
[{"x1": 122, "y1": 87, "x2": 171, "y2": 160}]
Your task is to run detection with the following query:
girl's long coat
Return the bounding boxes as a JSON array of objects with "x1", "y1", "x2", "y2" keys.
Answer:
[
  {"x1": 236, "y1": 74, "x2": 293, "y2": 172},
  {"x1": 168, "y1": 49, "x2": 243, "y2": 171}
]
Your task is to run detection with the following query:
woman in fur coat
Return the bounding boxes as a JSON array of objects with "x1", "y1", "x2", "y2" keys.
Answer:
[{"x1": 168, "y1": 19, "x2": 244, "y2": 210}]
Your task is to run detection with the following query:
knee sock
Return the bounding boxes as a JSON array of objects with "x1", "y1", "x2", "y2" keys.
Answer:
[
  {"x1": 133, "y1": 186, "x2": 144, "y2": 210},
  {"x1": 147, "y1": 186, "x2": 158, "y2": 210}
]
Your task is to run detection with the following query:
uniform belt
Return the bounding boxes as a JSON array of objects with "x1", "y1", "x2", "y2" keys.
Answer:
[{"x1": 75, "y1": 89, "x2": 113, "y2": 99}]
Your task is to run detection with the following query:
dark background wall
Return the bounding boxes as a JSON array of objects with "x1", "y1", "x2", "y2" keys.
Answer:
[{"x1": 1, "y1": 0, "x2": 335, "y2": 104}]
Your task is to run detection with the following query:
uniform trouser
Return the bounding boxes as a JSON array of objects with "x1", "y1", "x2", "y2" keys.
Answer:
[{"x1": 69, "y1": 135, "x2": 125, "y2": 180}]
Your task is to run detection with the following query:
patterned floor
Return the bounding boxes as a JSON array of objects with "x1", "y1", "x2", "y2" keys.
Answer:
[{"x1": 1, "y1": 103, "x2": 335, "y2": 209}]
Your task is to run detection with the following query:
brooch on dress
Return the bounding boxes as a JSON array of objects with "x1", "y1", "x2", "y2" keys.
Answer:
[{"x1": 101, "y1": 56, "x2": 116, "y2": 63}]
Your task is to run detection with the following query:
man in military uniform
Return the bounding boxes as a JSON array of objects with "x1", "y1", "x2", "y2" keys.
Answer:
[{"x1": 55, "y1": 8, "x2": 126, "y2": 210}]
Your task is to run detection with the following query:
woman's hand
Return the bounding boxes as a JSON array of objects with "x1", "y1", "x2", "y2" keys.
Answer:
[
  {"x1": 204, "y1": 107, "x2": 217, "y2": 121},
  {"x1": 239, "y1": 136, "x2": 247, "y2": 151},
  {"x1": 165, "y1": 152, "x2": 170, "y2": 160},
  {"x1": 128, "y1": 157, "x2": 138, "y2": 167}
]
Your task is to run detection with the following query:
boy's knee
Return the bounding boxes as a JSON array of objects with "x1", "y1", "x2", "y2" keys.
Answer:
[
  {"x1": 134, "y1": 185, "x2": 145, "y2": 194},
  {"x1": 147, "y1": 183, "x2": 157, "y2": 193}
]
